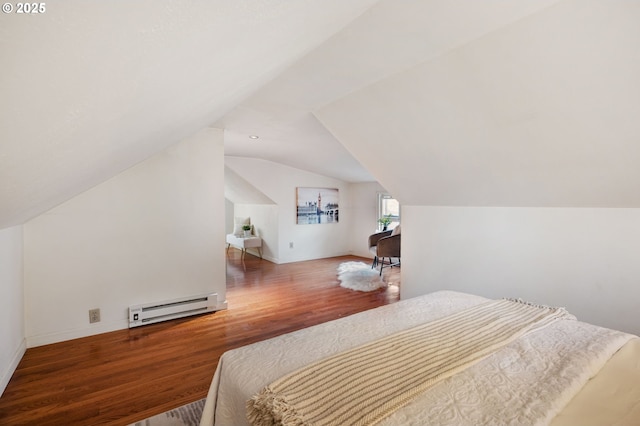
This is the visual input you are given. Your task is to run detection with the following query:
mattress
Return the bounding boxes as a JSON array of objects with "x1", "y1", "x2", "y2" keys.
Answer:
[{"x1": 200, "y1": 291, "x2": 639, "y2": 425}]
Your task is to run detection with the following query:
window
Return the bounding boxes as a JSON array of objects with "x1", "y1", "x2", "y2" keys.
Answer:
[{"x1": 377, "y1": 193, "x2": 400, "y2": 231}]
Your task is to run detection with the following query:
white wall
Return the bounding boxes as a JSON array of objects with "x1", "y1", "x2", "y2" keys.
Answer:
[
  {"x1": 225, "y1": 198, "x2": 235, "y2": 235},
  {"x1": 401, "y1": 206, "x2": 640, "y2": 335},
  {"x1": 0, "y1": 225, "x2": 25, "y2": 396},
  {"x1": 225, "y1": 157, "x2": 351, "y2": 263},
  {"x1": 348, "y1": 182, "x2": 389, "y2": 258},
  {"x1": 23, "y1": 128, "x2": 226, "y2": 347},
  {"x1": 227, "y1": 178, "x2": 390, "y2": 264},
  {"x1": 232, "y1": 204, "x2": 279, "y2": 262}
]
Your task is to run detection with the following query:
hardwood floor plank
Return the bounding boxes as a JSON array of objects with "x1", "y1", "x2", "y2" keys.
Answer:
[{"x1": 0, "y1": 253, "x2": 399, "y2": 425}]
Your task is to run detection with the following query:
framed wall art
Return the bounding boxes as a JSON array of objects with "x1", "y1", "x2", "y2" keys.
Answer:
[{"x1": 296, "y1": 187, "x2": 339, "y2": 224}]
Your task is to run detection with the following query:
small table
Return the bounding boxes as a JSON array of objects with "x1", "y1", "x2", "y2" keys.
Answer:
[{"x1": 226, "y1": 234, "x2": 262, "y2": 259}]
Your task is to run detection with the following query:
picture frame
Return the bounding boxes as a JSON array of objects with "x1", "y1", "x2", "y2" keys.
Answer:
[{"x1": 296, "y1": 187, "x2": 339, "y2": 224}]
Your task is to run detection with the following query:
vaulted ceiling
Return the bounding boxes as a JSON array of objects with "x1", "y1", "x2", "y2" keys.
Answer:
[
  {"x1": 2, "y1": 0, "x2": 639, "y2": 229},
  {"x1": 0, "y1": 0, "x2": 378, "y2": 228}
]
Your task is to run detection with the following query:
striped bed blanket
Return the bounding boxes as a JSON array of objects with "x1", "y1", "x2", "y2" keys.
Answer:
[{"x1": 247, "y1": 299, "x2": 574, "y2": 426}]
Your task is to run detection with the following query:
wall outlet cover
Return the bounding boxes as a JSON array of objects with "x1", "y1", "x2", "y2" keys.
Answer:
[{"x1": 89, "y1": 308, "x2": 101, "y2": 323}]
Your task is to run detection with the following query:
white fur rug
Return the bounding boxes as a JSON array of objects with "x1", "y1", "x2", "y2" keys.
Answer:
[{"x1": 337, "y1": 261, "x2": 385, "y2": 292}]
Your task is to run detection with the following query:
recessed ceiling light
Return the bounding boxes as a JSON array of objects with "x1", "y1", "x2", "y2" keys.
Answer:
[{"x1": 249, "y1": 135, "x2": 259, "y2": 139}]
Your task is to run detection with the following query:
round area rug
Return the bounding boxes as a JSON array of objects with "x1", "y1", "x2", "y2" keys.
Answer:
[{"x1": 337, "y1": 261, "x2": 386, "y2": 292}]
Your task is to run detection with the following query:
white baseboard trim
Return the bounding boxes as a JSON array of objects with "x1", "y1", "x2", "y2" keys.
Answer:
[
  {"x1": 262, "y1": 255, "x2": 278, "y2": 263},
  {"x1": 26, "y1": 320, "x2": 129, "y2": 348},
  {"x1": 1, "y1": 338, "x2": 26, "y2": 397},
  {"x1": 350, "y1": 249, "x2": 375, "y2": 259},
  {"x1": 25, "y1": 301, "x2": 230, "y2": 348}
]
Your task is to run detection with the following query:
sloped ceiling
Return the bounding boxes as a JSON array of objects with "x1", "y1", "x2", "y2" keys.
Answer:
[
  {"x1": 315, "y1": 0, "x2": 640, "y2": 207},
  {"x1": 3, "y1": 0, "x2": 639, "y2": 230},
  {"x1": 225, "y1": 165, "x2": 275, "y2": 205},
  {"x1": 0, "y1": 0, "x2": 379, "y2": 229},
  {"x1": 219, "y1": 0, "x2": 563, "y2": 184}
]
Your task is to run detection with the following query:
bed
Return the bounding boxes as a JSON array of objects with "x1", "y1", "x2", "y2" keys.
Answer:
[{"x1": 200, "y1": 291, "x2": 640, "y2": 425}]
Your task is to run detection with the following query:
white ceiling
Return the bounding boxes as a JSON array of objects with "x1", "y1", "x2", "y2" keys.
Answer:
[
  {"x1": 0, "y1": 0, "x2": 378, "y2": 228},
  {"x1": 225, "y1": 165, "x2": 275, "y2": 206},
  {"x1": 315, "y1": 0, "x2": 640, "y2": 207},
  {"x1": 219, "y1": 0, "x2": 563, "y2": 183},
  {"x1": 3, "y1": 0, "x2": 640, "y2": 228}
]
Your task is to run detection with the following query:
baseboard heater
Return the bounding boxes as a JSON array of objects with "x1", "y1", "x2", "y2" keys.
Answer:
[{"x1": 128, "y1": 293, "x2": 218, "y2": 328}]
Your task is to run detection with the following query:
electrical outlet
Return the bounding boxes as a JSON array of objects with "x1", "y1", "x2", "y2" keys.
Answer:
[
  {"x1": 89, "y1": 308, "x2": 101, "y2": 324},
  {"x1": 289, "y1": 242, "x2": 294, "y2": 249}
]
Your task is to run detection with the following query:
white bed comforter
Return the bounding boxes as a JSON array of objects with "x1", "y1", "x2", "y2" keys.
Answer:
[{"x1": 200, "y1": 291, "x2": 634, "y2": 426}]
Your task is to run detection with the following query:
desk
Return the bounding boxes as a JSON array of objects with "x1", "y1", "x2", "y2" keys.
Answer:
[{"x1": 226, "y1": 234, "x2": 262, "y2": 259}]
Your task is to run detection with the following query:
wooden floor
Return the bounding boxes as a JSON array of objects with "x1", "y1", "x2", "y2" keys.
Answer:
[{"x1": 0, "y1": 252, "x2": 400, "y2": 425}]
